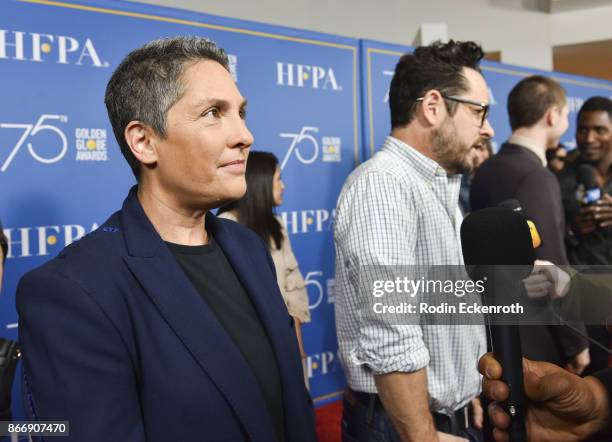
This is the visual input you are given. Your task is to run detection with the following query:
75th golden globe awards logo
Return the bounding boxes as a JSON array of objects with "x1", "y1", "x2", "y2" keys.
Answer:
[
  {"x1": 75, "y1": 128, "x2": 108, "y2": 161},
  {"x1": 227, "y1": 54, "x2": 238, "y2": 82},
  {"x1": 0, "y1": 114, "x2": 68, "y2": 172},
  {"x1": 279, "y1": 126, "x2": 342, "y2": 170},
  {"x1": 0, "y1": 116, "x2": 110, "y2": 171}
]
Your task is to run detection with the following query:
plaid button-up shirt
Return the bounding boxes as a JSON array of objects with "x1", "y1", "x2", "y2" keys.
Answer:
[{"x1": 334, "y1": 136, "x2": 486, "y2": 414}]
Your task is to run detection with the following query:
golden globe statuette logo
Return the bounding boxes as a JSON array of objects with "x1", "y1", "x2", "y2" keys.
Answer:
[
  {"x1": 322, "y1": 136, "x2": 341, "y2": 162},
  {"x1": 227, "y1": 54, "x2": 238, "y2": 82},
  {"x1": 75, "y1": 128, "x2": 108, "y2": 161}
]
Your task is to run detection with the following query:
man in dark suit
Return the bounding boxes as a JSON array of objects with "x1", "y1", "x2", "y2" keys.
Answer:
[
  {"x1": 16, "y1": 37, "x2": 316, "y2": 442},
  {"x1": 471, "y1": 75, "x2": 589, "y2": 371}
]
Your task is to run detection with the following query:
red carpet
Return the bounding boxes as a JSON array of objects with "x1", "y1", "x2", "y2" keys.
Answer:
[{"x1": 315, "y1": 399, "x2": 342, "y2": 442}]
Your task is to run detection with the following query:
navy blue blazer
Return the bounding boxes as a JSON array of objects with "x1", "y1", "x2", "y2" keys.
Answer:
[{"x1": 16, "y1": 187, "x2": 317, "y2": 442}]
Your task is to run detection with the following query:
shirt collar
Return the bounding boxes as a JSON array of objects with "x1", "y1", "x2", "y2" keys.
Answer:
[
  {"x1": 382, "y1": 136, "x2": 456, "y2": 182},
  {"x1": 508, "y1": 135, "x2": 547, "y2": 167}
]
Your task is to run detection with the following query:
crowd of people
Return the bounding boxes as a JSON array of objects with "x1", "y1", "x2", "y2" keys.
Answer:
[{"x1": 2, "y1": 34, "x2": 612, "y2": 442}]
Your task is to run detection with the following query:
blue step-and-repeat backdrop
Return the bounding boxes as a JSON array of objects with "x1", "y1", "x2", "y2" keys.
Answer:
[
  {"x1": 2, "y1": 0, "x2": 612, "y2": 419},
  {"x1": 361, "y1": 39, "x2": 612, "y2": 158}
]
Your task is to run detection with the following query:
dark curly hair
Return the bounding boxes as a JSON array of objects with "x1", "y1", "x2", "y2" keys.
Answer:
[
  {"x1": 389, "y1": 40, "x2": 484, "y2": 129},
  {"x1": 577, "y1": 96, "x2": 612, "y2": 123},
  {"x1": 0, "y1": 221, "x2": 7, "y2": 264}
]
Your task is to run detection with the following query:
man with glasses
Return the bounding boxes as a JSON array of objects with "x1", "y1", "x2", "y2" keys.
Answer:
[
  {"x1": 471, "y1": 75, "x2": 589, "y2": 372},
  {"x1": 334, "y1": 40, "x2": 493, "y2": 441}
]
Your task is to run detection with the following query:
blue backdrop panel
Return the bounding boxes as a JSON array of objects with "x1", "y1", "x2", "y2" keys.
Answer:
[
  {"x1": 483, "y1": 62, "x2": 612, "y2": 151},
  {"x1": 1, "y1": 0, "x2": 359, "y2": 415},
  {"x1": 359, "y1": 40, "x2": 413, "y2": 161},
  {"x1": 361, "y1": 39, "x2": 612, "y2": 157}
]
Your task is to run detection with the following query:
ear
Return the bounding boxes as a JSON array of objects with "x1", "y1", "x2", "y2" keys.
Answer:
[
  {"x1": 420, "y1": 90, "x2": 446, "y2": 127},
  {"x1": 546, "y1": 106, "x2": 560, "y2": 128},
  {"x1": 124, "y1": 121, "x2": 158, "y2": 166}
]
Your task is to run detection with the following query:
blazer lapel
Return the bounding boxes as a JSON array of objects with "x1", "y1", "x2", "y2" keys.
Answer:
[
  {"x1": 119, "y1": 187, "x2": 277, "y2": 442},
  {"x1": 210, "y1": 215, "x2": 299, "y2": 364},
  {"x1": 210, "y1": 215, "x2": 308, "y2": 432}
]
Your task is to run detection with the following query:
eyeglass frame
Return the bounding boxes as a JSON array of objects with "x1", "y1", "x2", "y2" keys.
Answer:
[{"x1": 416, "y1": 94, "x2": 490, "y2": 128}]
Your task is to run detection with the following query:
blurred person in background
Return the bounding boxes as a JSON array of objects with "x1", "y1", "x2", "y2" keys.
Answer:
[
  {"x1": 546, "y1": 144, "x2": 567, "y2": 174},
  {"x1": 218, "y1": 151, "x2": 311, "y2": 386},
  {"x1": 459, "y1": 138, "x2": 493, "y2": 214},
  {"x1": 0, "y1": 221, "x2": 5, "y2": 292},
  {"x1": 557, "y1": 96, "x2": 612, "y2": 375},
  {"x1": 471, "y1": 75, "x2": 590, "y2": 372}
]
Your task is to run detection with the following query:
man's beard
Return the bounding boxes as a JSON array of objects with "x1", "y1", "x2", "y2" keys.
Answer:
[{"x1": 431, "y1": 117, "x2": 473, "y2": 175}]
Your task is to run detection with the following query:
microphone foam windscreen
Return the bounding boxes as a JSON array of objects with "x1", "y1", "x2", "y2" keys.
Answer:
[
  {"x1": 577, "y1": 164, "x2": 598, "y2": 189},
  {"x1": 461, "y1": 207, "x2": 534, "y2": 266},
  {"x1": 498, "y1": 199, "x2": 523, "y2": 214}
]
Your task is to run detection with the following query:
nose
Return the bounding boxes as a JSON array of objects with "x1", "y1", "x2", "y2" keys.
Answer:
[
  {"x1": 230, "y1": 116, "x2": 254, "y2": 150},
  {"x1": 480, "y1": 118, "x2": 495, "y2": 139},
  {"x1": 586, "y1": 129, "x2": 596, "y2": 144}
]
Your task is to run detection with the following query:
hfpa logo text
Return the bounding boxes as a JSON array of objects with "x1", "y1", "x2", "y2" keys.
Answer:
[
  {"x1": 0, "y1": 29, "x2": 109, "y2": 67},
  {"x1": 4, "y1": 223, "x2": 98, "y2": 259},
  {"x1": 276, "y1": 62, "x2": 342, "y2": 90}
]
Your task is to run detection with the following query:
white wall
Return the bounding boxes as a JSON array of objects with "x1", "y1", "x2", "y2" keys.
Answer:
[
  {"x1": 131, "y1": 0, "x2": 555, "y2": 70},
  {"x1": 550, "y1": 4, "x2": 612, "y2": 45}
]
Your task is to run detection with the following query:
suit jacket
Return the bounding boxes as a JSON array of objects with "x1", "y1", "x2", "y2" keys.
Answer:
[
  {"x1": 16, "y1": 187, "x2": 317, "y2": 442},
  {"x1": 470, "y1": 143, "x2": 588, "y2": 364}
]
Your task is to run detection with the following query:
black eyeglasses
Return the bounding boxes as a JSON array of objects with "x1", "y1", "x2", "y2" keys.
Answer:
[{"x1": 416, "y1": 94, "x2": 490, "y2": 128}]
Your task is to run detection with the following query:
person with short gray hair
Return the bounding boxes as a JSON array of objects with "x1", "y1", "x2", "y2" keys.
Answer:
[
  {"x1": 104, "y1": 36, "x2": 230, "y2": 178},
  {"x1": 17, "y1": 36, "x2": 317, "y2": 442}
]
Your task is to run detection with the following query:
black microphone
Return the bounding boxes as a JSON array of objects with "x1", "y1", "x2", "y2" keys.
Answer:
[
  {"x1": 498, "y1": 199, "x2": 541, "y2": 248},
  {"x1": 461, "y1": 207, "x2": 533, "y2": 442},
  {"x1": 576, "y1": 164, "x2": 601, "y2": 205},
  {"x1": 498, "y1": 198, "x2": 523, "y2": 213}
]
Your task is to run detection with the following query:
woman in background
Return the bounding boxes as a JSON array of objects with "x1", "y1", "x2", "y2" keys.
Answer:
[
  {"x1": 0, "y1": 221, "x2": 6, "y2": 292},
  {"x1": 218, "y1": 151, "x2": 311, "y2": 386}
]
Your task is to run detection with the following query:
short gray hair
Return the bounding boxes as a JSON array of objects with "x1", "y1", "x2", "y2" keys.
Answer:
[{"x1": 104, "y1": 36, "x2": 229, "y2": 178}]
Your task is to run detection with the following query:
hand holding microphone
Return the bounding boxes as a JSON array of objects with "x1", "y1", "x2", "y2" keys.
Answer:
[
  {"x1": 574, "y1": 164, "x2": 612, "y2": 234},
  {"x1": 522, "y1": 262, "x2": 590, "y2": 375},
  {"x1": 462, "y1": 207, "x2": 534, "y2": 441},
  {"x1": 523, "y1": 260, "x2": 571, "y2": 301},
  {"x1": 479, "y1": 352, "x2": 610, "y2": 442}
]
